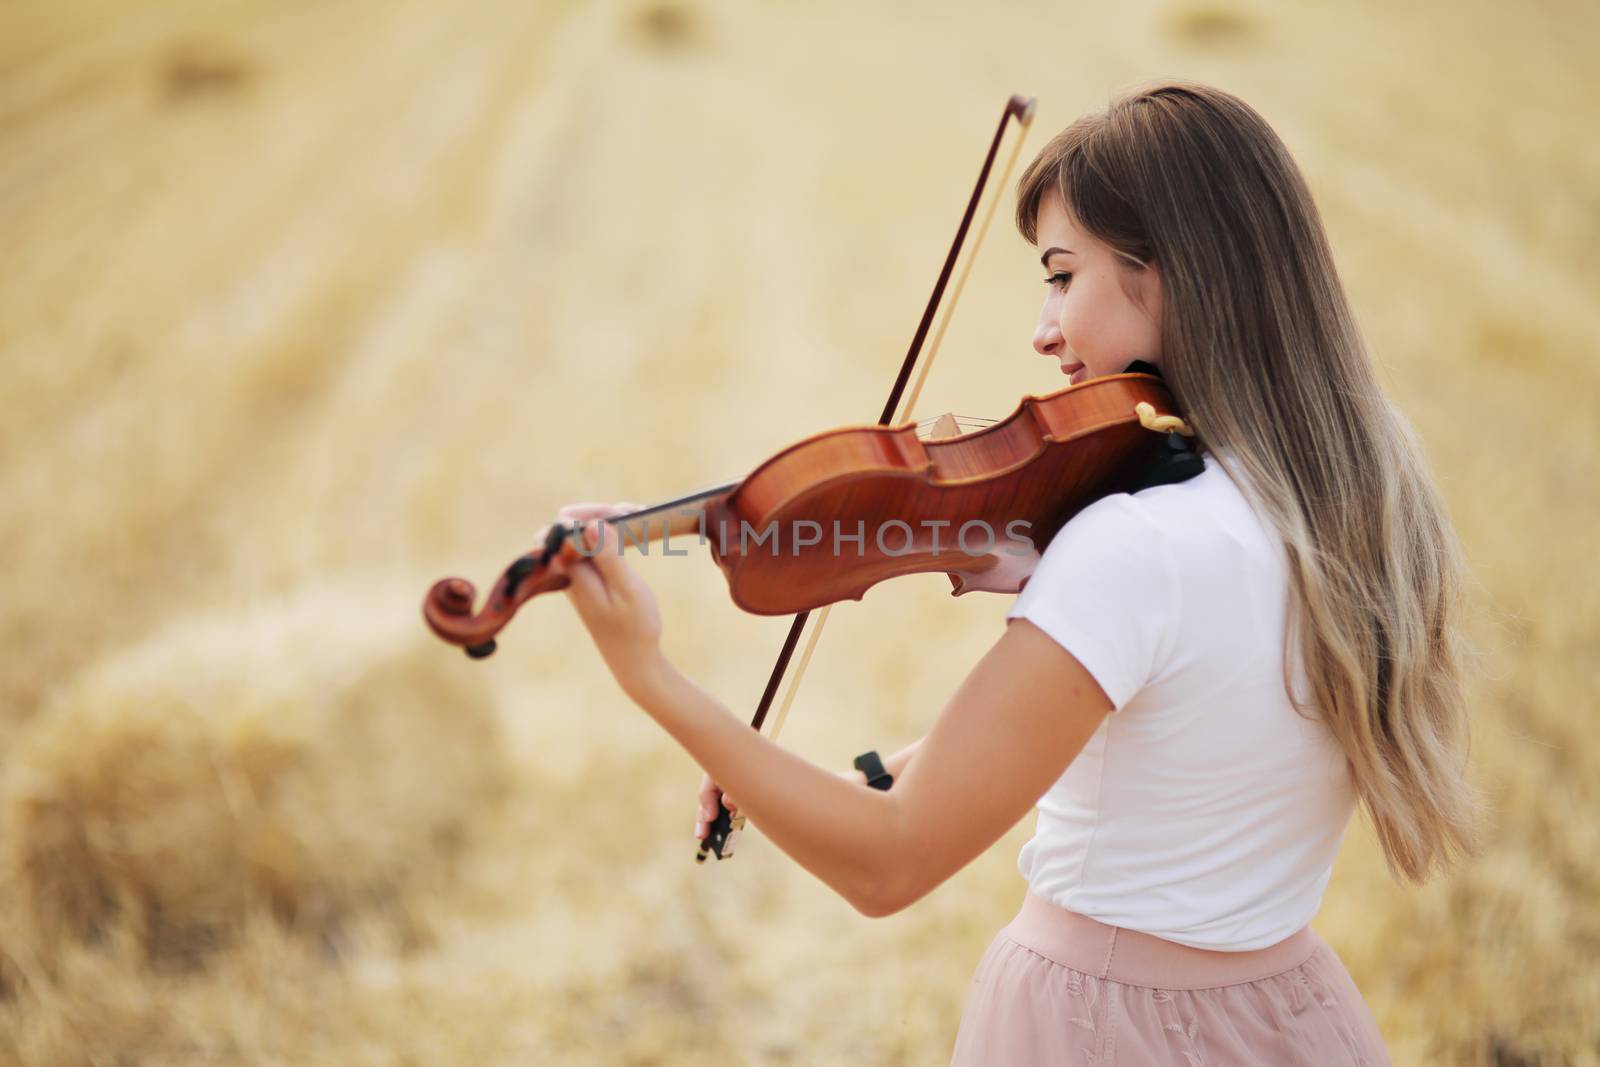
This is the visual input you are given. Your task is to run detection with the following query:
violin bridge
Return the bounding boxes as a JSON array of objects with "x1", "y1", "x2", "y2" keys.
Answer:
[{"x1": 920, "y1": 412, "x2": 963, "y2": 441}]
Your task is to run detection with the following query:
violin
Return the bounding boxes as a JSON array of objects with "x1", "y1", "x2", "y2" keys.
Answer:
[
  {"x1": 419, "y1": 94, "x2": 1203, "y2": 862},
  {"x1": 422, "y1": 370, "x2": 1198, "y2": 656}
]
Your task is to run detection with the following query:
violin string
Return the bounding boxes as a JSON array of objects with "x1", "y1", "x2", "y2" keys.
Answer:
[
  {"x1": 915, "y1": 413, "x2": 997, "y2": 424},
  {"x1": 766, "y1": 113, "x2": 1033, "y2": 748},
  {"x1": 914, "y1": 413, "x2": 999, "y2": 428},
  {"x1": 914, "y1": 415, "x2": 1000, "y2": 441}
]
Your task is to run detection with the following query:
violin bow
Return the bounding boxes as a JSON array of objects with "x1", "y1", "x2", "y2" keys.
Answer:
[{"x1": 698, "y1": 93, "x2": 1037, "y2": 862}]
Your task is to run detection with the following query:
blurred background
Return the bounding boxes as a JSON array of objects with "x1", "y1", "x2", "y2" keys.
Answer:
[{"x1": 1, "y1": 0, "x2": 1595, "y2": 1064}]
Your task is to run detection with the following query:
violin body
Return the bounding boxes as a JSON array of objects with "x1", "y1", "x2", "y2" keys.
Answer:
[{"x1": 704, "y1": 373, "x2": 1181, "y2": 614}]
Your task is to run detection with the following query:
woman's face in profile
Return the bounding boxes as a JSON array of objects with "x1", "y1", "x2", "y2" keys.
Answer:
[{"x1": 1031, "y1": 191, "x2": 1165, "y2": 384}]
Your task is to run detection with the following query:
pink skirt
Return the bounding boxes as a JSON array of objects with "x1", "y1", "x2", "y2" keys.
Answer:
[{"x1": 950, "y1": 892, "x2": 1393, "y2": 1066}]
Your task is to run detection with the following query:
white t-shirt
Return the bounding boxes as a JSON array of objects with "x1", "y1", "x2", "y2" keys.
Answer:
[{"x1": 1006, "y1": 449, "x2": 1357, "y2": 951}]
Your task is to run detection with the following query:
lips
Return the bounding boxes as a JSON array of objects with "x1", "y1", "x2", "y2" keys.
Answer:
[{"x1": 1060, "y1": 361, "x2": 1086, "y2": 385}]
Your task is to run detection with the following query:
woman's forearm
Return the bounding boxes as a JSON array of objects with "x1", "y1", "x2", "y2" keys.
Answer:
[{"x1": 626, "y1": 655, "x2": 907, "y2": 915}]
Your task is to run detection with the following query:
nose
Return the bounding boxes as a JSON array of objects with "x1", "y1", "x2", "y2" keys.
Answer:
[{"x1": 1032, "y1": 304, "x2": 1063, "y2": 358}]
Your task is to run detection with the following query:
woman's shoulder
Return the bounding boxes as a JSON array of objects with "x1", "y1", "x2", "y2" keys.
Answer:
[
  {"x1": 1044, "y1": 450, "x2": 1276, "y2": 575},
  {"x1": 1012, "y1": 459, "x2": 1238, "y2": 708},
  {"x1": 1062, "y1": 451, "x2": 1235, "y2": 535},
  {"x1": 1013, "y1": 449, "x2": 1290, "y2": 707}
]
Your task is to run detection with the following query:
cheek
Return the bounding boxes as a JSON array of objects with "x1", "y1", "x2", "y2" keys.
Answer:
[
  {"x1": 1121, "y1": 289, "x2": 1163, "y2": 359},
  {"x1": 1060, "y1": 279, "x2": 1159, "y2": 365},
  {"x1": 1056, "y1": 286, "x2": 1116, "y2": 359}
]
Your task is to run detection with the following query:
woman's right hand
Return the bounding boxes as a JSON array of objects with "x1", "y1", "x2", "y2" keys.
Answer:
[
  {"x1": 696, "y1": 773, "x2": 738, "y2": 842},
  {"x1": 696, "y1": 767, "x2": 876, "y2": 841}
]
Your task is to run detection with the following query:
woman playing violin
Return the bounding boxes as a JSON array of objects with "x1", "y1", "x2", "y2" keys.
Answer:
[{"x1": 547, "y1": 82, "x2": 1478, "y2": 1064}]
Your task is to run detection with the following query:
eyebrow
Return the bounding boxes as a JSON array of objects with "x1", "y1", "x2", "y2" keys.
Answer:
[{"x1": 1039, "y1": 246, "x2": 1075, "y2": 267}]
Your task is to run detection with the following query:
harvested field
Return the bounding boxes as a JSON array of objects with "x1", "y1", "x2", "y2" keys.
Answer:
[{"x1": 1, "y1": 1, "x2": 1595, "y2": 1063}]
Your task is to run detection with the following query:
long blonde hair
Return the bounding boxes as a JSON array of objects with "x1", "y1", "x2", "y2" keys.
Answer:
[{"x1": 1016, "y1": 82, "x2": 1483, "y2": 883}]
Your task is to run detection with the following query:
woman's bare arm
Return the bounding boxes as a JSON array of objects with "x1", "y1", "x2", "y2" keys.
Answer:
[{"x1": 637, "y1": 619, "x2": 1112, "y2": 916}]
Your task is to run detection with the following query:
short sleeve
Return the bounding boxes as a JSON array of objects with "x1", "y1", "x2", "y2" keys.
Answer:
[{"x1": 1006, "y1": 495, "x2": 1181, "y2": 711}]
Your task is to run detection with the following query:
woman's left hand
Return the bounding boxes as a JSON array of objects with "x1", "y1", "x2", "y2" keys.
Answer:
[{"x1": 548, "y1": 502, "x2": 667, "y2": 701}]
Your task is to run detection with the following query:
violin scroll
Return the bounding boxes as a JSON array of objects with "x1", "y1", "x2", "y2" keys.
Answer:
[{"x1": 422, "y1": 521, "x2": 584, "y2": 658}]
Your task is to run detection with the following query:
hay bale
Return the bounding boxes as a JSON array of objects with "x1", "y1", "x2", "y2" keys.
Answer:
[{"x1": 0, "y1": 584, "x2": 507, "y2": 975}]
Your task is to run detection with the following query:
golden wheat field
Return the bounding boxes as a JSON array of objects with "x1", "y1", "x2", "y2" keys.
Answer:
[{"x1": 0, "y1": 0, "x2": 1596, "y2": 1064}]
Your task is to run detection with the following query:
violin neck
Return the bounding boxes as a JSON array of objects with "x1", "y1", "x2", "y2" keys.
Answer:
[
  {"x1": 608, "y1": 480, "x2": 739, "y2": 546},
  {"x1": 609, "y1": 508, "x2": 707, "y2": 546}
]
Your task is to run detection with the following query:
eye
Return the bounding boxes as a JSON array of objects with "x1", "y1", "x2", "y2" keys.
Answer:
[{"x1": 1042, "y1": 271, "x2": 1073, "y2": 291}]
